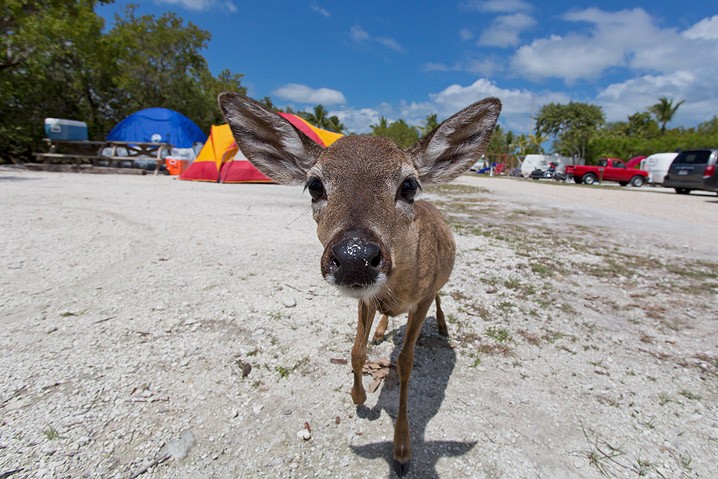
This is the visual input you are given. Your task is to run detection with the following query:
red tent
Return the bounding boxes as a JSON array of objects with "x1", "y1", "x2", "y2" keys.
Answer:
[{"x1": 180, "y1": 113, "x2": 342, "y2": 183}]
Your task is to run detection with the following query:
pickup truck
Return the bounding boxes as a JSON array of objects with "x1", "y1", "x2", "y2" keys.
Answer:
[{"x1": 565, "y1": 158, "x2": 649, "y2": 187}]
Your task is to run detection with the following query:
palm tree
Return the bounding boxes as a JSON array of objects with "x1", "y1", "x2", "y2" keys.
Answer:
[
  {"x1": 370, "y1": 116, "x2": 389, "y2": 135},
  {"x1": 420, "y1": 113, "x2": 439, "y2": 137},
  {"x1": 648, "y1": 97, "x2": 685, "y2": 134}
]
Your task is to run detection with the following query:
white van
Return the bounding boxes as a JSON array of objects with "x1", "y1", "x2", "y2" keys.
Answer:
[
  {"x1": 519, "y1": 154, "x2": 575, "y2": 177},
  {"x1": 640, "y1": 152, "x2": 679, "y2": 185}
]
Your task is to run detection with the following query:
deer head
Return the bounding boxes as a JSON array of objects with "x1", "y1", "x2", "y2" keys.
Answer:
[{"x1": 218, "y1": 94, "x2": 502, "y2": 301}]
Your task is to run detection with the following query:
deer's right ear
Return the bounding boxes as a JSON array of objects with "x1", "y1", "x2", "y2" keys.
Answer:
[{"x1": 219, "y1": 93, "x2": 323, "y2": 185}]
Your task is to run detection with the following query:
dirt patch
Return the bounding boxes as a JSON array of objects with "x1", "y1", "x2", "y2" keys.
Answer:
[{"x1": 1, "y1": 168, "x2": 716, "y2": 478}]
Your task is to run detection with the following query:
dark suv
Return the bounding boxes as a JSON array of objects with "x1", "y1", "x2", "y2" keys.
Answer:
[{"x1": 663, "y1": 149, "x2": 718, "y2": 194}]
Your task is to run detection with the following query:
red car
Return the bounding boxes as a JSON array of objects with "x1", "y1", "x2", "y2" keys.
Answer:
[{"x1": 565, "y1": 158, "x2": 649, "y2": 187}]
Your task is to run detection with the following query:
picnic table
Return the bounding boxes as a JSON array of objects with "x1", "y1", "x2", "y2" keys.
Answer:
[{"x1": 34, "y1": 139, "x2": 173, "y2": 175}]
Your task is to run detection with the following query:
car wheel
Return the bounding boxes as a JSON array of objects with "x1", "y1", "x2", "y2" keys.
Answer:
[
  {"x1": 630, "y1": 175, "x2": 645, "y2": 187},
  {"x1": 582, "y1": 173, "x2": 597, "y2": 185},
  {"x1": 619, "y1": 181, "x2": 628, "y2": 186}
]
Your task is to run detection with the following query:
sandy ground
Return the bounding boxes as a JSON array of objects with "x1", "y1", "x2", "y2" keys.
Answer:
[{"x1": 1, "y1": 167, "x2": 716, "y2": 479}]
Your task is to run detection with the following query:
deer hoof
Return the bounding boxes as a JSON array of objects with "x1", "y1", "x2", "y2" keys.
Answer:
[
  {"x1": 393, "y1": 459, "x2": 411, "y2": 476},
  {"x1": 351, "y1": 387, "x2": 366, "y2": 405}
]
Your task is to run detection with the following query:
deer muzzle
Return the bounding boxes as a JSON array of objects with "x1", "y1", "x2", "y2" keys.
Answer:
[{"x1": 321, "y1": 231, "x2": 391, "y2": 297}]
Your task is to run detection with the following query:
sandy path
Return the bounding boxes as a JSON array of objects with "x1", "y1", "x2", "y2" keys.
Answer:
[{"x1": 1, "y1": 167, "x2": 716, "y2": 479}]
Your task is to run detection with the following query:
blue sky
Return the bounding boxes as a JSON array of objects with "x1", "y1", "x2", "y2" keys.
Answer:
[{"x1": 97, "y1": 1, "x2": 718, "y2": 135}]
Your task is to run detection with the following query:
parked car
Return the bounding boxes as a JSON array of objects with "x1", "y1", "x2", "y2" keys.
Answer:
[
  {"x1": 565, "y1": 158, "x2": 648, "y2": 186},
  {"x1": 663, "y1": 149, "x2": 718, "y2": 194},
  {"x1": 641, "y1": 152, "x2": 679, "y2": 185},
  {"x1": 703, "y1": 157, "x2": 718, "y2": 193}
]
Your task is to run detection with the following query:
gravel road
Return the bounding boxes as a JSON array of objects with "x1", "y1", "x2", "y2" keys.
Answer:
[{"x1": 1, "y1": 167, "x2": 716, "y2": 479}]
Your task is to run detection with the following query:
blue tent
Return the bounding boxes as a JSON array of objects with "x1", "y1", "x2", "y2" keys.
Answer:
[{"x1": 107, "y1": 108, "x2": 206, "y2": 148}]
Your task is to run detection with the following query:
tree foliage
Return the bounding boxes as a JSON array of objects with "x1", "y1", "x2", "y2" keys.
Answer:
[
  {"x1": 534, "y1": 102, "x2": 605, "y2": 161},
  {"x1": 370, "y1": 117, "x2": 419, "y2": 148},
  {"x1": 648, "y1": 97, "x2": 685, "y2": 134},
  {"x1": 299, "y1": 105, "x2": 345, "y2": 133},
  {"x1": 0, "y1": 1, "x2": 245, "y2": 162}
]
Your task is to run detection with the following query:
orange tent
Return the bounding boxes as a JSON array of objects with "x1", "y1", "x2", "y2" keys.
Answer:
[{"x1": 180, "y1": 113, "x2": 343, "y2": 183}]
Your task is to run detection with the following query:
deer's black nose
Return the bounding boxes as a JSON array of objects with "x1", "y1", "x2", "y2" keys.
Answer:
[{"x1": 328, "y1": 236, "x2": 382, "y2": 287}]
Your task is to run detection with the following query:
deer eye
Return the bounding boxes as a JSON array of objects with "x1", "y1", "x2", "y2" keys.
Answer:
[
  {"x1": 305, "y1": 177, "x2": 325, "y2": 201},
  {"x1": 398, "y1": 178, "x2": 420, "y2": 203}
]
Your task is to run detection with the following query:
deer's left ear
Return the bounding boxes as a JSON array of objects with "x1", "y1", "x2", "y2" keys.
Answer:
[{"x1": 406, "y1": 97, "x2": 502, "y2": 184}]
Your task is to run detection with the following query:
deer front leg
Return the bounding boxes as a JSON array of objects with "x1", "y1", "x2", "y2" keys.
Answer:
[
  {"x1": 393, "y1": 296, "x2": 433, "y2": 475},
  {"x1": 351, "y1": 299, "x2": 376, "y2": 405},
  {"x1": 372, "y1": 314, "x2": 389, "y2": 344}
]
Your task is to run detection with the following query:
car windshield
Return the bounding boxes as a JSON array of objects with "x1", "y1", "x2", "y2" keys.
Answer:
[{"x1": 676, "y1": 151, "x2": 712, "y2": 164}]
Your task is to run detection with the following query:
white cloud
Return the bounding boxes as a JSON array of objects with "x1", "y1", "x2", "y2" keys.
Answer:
[
  {"x1": 478, "y1": 12, "x2": 536, "y2": 47},
  {"x1": 350, "y1": 25, "x2": 404, "y2": 53},
  {"x1": 684, "y1": 15, "x2": 718, "y2": 40},
  {"x1": 510, "y1": 8, "x2": 661, "y2": 82},
  {"x1": 273, "y1": 84, "x2": 347, "y2": 105},
  {"x1": 310, "y1": 2, "x2": 330, "y2": 18},
  {"x1": 330, "y1": 108, "x2": 383, "y2": 134},
  {"x1": 422, "y1": 58, "x2": 503, "y2": 76},
  {"x1": 460, "y1": 0, "x2": 532, "y2": 13},
  {"x1": 597, "y1": 69, "x2": 718, "y2": 126},
  {"x1": 459, "y1": 28, "x2": 474, "y2": 41},
  {"x1": 503, "y1": 8, "x2": 718, "y2": 125},
  {"x1": 155, "y1": 0, "x2": 237, "y2": 12},
  {"x1": 350, "y1": 25, "x2": 370, "y2": 43}
]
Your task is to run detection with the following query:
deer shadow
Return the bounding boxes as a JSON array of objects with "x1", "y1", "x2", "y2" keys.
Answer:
[{"x1": 350, "y1": 317, "x2": 476, "y2": 477}]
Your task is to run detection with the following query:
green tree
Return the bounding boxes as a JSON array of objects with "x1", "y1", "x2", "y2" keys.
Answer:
[
  {"x1": 301, "y1": 104, "x2": 345, "y2": 133},
  {"x1": 0, "y1": 2, "x2": 246, "y2": 162},
  {"x1": 107, "y1": 5, "x2": 244, "y2": 128},
  {"x1": 420, "y1": 113, "x2": 439, "y2": 137},
  {"x1": 534, "y1": 102, "x2": 605, "y2": 161},
  {"x1": 0, "y1": 0, "x2": 115, "y2": 159},
  {"x1": 370, "y1": 118, "x2": 419, "y2": 148},
  {"x1": 648, "y1": 97, "x2": 685, "y2": 134}
]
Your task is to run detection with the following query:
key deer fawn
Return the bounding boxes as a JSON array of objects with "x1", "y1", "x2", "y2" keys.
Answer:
[{"x1": 219, "y1": 93, "x2": 501, "y2": 474}]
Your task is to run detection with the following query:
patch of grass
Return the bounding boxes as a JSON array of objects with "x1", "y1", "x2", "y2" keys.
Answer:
[
  {"x1": 44, "y1": 425, "x2": 60, "y2": 440},
  {"x1": 459, "y1": 302, "x2": 491, "y2": 320},
  {"x1": 425, "y1": 184, "x2": 490, "y2": 195},
  {"x1": 679, "y1": 390, "x2": 702, "y2": 401},
  {"x1": 517, "y1": 329, "x2": 541, "y2": 346},
  {"x1": 267, "y1": 311, "x2": 285, "y2": 321},
  {"x1": 496, "y1": 301, "x2": 514, "y2": 314},
  {"x1": 275, "y1": 365, "x2": 291, "y2": 379},
  {"x1": 542, "y1": 329, "x2": 577, "y2": 344},
  {"x1": 530, "y1": 262, "x2": 554, "y2": 278},
  {"x1": 274, "y1": 356, "x2": 310, "y2": 380},
  {"x1": 503, "y1": 278, "x2": 522, "y2": 291},
  {"x1": 485, "y1": 326, "x2": 512, "y2": 343}
]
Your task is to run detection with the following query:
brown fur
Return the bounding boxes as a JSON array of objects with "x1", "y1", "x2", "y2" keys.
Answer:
[{"x1": 219, "y1": 93, "x2": 501, "y2": 474}]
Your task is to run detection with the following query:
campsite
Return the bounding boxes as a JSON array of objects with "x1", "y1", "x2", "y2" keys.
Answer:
[
  {"x1": 1, "y1": 167, "x2": 716, "y2": 478},
  {"x1": 3, "y1": 2, "x2": 718, "y2": 479}
]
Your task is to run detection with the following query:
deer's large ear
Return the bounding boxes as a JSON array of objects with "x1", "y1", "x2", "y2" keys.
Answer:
[
  {"x1": 218, "y1": 93, "x2": 324, "y2": 185},
  {"x1": 406, "y1": 97, "x2": 502, "y2": 184}
]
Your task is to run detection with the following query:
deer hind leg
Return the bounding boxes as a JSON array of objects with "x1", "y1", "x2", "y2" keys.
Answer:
[
  {"x1": 350, "y1": 299, "x2": 376, "y2": 406},
  {"x1": 435, "y1": 293, "x2": 449, "y2": 337},
  {"x1": 393, "y1": 295, "x2": 433, "y2": 475},
  {"x1": 372, "y1": 314, "x2": 389, "y2": 344}
]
